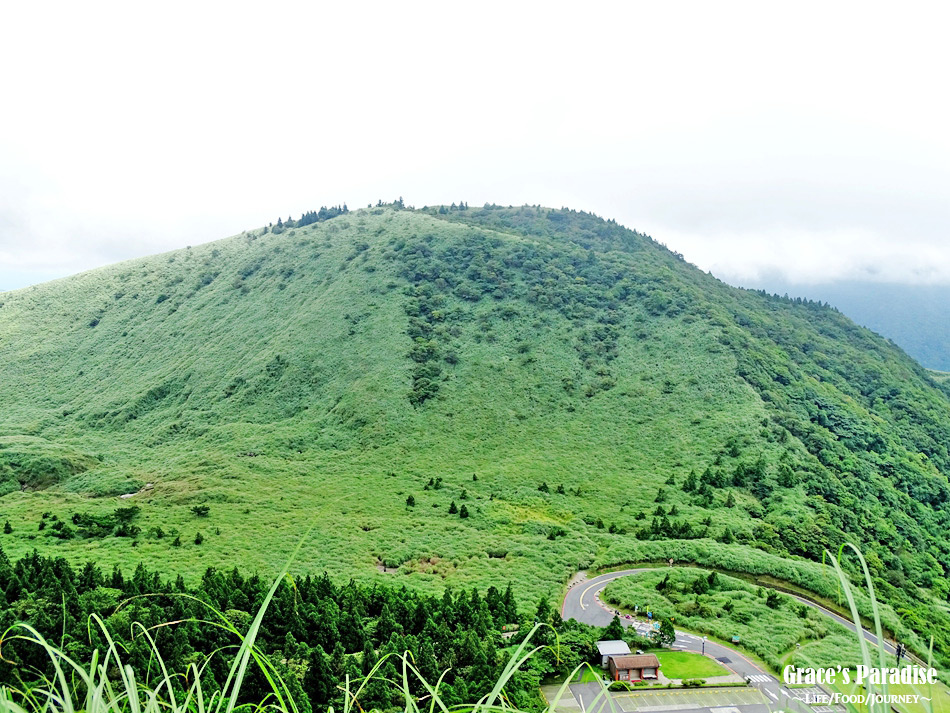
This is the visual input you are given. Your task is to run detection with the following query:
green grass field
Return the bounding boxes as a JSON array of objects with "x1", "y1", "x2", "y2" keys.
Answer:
[{"x1": 652, "y1": 650, "x2": 728, "y2": 679}]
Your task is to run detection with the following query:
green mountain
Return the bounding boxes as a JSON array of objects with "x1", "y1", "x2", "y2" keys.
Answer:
[
  {"x1": 743, "y1": 279, "x2": 950, "y2": 371},
  {"x1": 2, "y1": 203, "x2": 949, "y2": 660}
]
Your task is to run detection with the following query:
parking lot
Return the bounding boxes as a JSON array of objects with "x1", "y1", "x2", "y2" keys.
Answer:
[
  {"x1": 781, "y1": 686, "x2": 845, "y2": 713},
  {"x1": 611, "y1": 687, "x2": 767, "y2": 712}
]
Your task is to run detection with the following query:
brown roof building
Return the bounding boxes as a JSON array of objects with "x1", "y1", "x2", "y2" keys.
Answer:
[{"x1": 607, "y1": 653, "x2": 660, "y2": 682}]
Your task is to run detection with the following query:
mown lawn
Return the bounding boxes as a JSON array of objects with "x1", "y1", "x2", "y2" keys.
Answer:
[{"x1": 653, "y1": 650, "x2": 728, "y2": 679}]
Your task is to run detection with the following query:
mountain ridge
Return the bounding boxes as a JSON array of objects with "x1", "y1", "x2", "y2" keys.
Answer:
[{"x1": 740, "y1": 279, "x2": 950, "y2": 372}]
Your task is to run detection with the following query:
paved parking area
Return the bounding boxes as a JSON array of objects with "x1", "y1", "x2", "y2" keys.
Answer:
[
  {"x1": 782, "y1": 686, "x2": 845, "y2": 712},
  {"x1": 784, "y1": 686, "x2": 826, "y2": 700},
  {"x1": 540, "y1": 684, "x2": 582, "y2": 713},
  {"x1": 613, "y1": 687, "x2": 767, "y2": 711}
]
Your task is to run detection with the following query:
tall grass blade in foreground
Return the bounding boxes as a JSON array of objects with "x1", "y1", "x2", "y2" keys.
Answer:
[
  {"x1": 825, "y1": 544, "x2": 942, "y2": 713},
  {"x1": 826, "y1": 545, "x2": 888, "y2": 713}
]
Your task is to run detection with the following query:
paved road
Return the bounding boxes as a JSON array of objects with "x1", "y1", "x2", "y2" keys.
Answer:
[
  {"x1": 562, "y1": 567, "x2": 902, "y2": 658},
  {"x1": 560, "y1": 568, "x2": 872, "y2": 713},
  {"x1": 781, "y1": 590, "x2": 903, "y2": 659}
]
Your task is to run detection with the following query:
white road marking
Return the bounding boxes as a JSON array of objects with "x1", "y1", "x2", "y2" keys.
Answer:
[
  {"x1": 578, "y1": 581, "x2": 602, "y2": 611},
  {"x1": 764, "y1": 689, "x2": 779, "y2": 701}
]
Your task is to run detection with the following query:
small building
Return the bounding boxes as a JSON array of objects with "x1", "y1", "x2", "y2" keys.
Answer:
[
  {"x1": 607, "y1": 653, "x2": 661, "y2": 682},
  {"x1": 596, "y1": 640, "x2": 631, "y2": 667}
]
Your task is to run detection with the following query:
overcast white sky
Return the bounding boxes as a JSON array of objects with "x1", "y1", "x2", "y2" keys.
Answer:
[{"x1": 2, "y1": 2, "x2": 949, "y2": 291}]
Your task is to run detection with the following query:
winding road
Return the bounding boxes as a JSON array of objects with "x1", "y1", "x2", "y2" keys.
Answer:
[{"x1": 560, "y1": 567, "x2": 906, "y2": 713}]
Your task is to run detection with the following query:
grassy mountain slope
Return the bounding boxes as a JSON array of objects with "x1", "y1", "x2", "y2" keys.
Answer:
[{"x1": 1, "y1": 203, "x2": 949, "y2": 661}]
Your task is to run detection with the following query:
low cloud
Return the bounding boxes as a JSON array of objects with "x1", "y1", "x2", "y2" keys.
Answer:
[
  {"x1": 653, "y1": 225, "x2": 950, "y2": 286},
  {"x1": 2, "y1": 3, "x2": 949, "y2": 291}
]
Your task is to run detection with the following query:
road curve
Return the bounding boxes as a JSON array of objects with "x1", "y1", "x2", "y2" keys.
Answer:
[
  {"x1": 562, "y1": 567, "x2": 903, "y2": 669},
  {"x1": 560, "y1": 567, "x2": 915, "y2": 713},
  {"x1": 562, "y1": 568, "x2": 775, "y2": 683}
]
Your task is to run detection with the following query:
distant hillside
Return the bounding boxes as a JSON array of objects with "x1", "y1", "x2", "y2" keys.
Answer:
[
  {"x1": 1, "y1": 203, "x2": 950, "y2": 663},
  {"x1": 745, "y1": 280, "x2": 950, "y2": 371}
]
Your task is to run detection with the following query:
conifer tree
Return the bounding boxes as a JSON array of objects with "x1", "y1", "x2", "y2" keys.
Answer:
[{"x1": 604, "y1": 614, "x2": 625, "y2": 640}]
